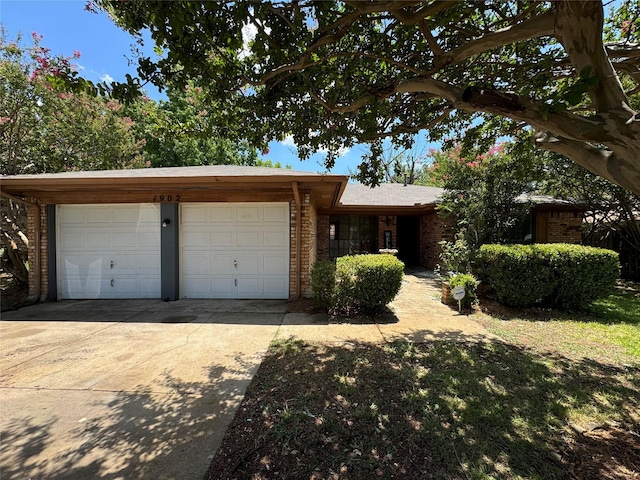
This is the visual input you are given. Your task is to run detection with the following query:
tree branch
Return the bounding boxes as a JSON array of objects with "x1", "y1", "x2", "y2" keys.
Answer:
[
  {"x1": 435, "y1": 9, "x2": 556, "y2": 69},
  {"x1": 533, "y1": 131, "x2": 640, "y2": 194},
  {"x1": 554, "y1": 0, "x2": 633, "y2": 115}
]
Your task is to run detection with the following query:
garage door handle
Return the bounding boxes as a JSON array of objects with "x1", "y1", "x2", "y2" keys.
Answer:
[
  {"x1": 110, "y1": 279, "x2": 114, "y2": 287},
  {"x1": 234, "y1": 259, "x2": 237, "y2": 268},
  {"x1": 110, "y1": 260, "x2": 114, "y2": 269}
]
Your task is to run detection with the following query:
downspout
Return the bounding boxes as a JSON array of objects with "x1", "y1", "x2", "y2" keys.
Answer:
[
  {"x1": 292, "y1": 181, "x2": 302, "y2": 299},
  {"x1": 0, "y1": 191, "x2": 42, "y2": 301}
]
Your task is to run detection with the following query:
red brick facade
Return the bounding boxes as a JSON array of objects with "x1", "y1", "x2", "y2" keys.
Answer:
[
  {"x1": 419, "y1": 211, "x2": 451, "y2": 270},
  {"x1": 289, "y1": 194, "x2": 318, "y2": 298},
  {"x1": 377, "y1": 216, "x2": 397, "y2": 250},
  {"x1": 317, "y1": 214, "x2": 330, "y2": 261},
  {"x1": 546, "y1": 211, "x2": 582, "y2": 244},
  {"x1": 26, "y1": 202, "x2": 48, "y2": 301}
]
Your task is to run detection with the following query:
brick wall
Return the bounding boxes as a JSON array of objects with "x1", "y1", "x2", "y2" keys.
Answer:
[
  {"x1": 301, "y1": 195, "x2": 317, "y2": 297},
  {"x1": 546, "y1": 211, "x2": 582, "y2": 244},
  {"x1": 419, "y1": 211, "x2": 450, "y2": 270},
  {"x1": 289, "y1": 194, "x2": 317, "y2": 298},
  {"x1": 26, "y1": 201, "x2": 48, "y2": 301},
  {"x1": 378, "y1": 216, "x2": 397, "y2": 250},
  {"x1": 316, "y1": 214, "x2": 330, "y2": 261}
]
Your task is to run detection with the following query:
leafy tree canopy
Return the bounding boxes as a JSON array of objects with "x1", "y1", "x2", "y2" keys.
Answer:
[
  {"x1": 124, "y1": 82, "x2": 261, "y2": 168},
  {"x1": 95, "y1": 0, "x2": 640, "y2": 193},
  {"x1": 427, "y1": 143, "x2": 540, "y2": 248}
]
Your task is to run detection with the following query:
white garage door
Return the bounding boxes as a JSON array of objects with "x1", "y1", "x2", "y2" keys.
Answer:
[
  {"x1": 57, "y1": 204, "x2": 161, "y2": 299},
  {"x1": 181, "y1": 203, "x2": 290, "y2": 299}
]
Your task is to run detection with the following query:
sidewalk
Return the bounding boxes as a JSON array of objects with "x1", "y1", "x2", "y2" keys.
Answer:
[{"x1": 277, "y1": 269, "x2": 499, "y2": 344}]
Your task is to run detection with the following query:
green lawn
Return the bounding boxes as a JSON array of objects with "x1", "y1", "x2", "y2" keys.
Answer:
[
  {"x1": 474, "y1": 283, "x2": 640, "y2": 364},
  {"x1": 205, "y1": 286, "x2": 640, "y2": 480}
]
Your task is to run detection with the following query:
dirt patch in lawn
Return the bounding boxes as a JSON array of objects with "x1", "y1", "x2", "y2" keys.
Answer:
[{"x1": 563, "y1": 425, "x2": 640, "y2": 479}]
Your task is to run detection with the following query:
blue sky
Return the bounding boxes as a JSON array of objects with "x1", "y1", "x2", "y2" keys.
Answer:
[{"x1": 1, "y1": 0, "x2": 436, "y2": 176}]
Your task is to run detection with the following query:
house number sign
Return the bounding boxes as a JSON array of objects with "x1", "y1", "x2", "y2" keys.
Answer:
[{"x1": 153, "y1": 194, "x2": 181, "y2": 202}]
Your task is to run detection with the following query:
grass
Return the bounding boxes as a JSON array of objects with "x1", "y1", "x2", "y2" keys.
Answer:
[
  {"x1": 205, "y1": 284, "x2": 640, "y2": 480},
  {"x1": 474, "y1": 282, "x2": 640, "y2": 364}
]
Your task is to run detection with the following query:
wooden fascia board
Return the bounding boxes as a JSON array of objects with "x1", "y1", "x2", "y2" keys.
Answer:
[
  {"x1": 318, "y1": 204, "x2": 437, "y2": 216},
  {"x1": 531, "y1": 203, "x2": 586, "y2": 213},
  {"x1": 0, "y1": 174, "x2": 348, "y2": 196}
]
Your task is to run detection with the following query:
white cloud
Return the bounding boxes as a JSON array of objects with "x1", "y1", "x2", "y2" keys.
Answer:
[
  {"x1": 318, "y1": 145, "x2": 350, "y2": 158},
  {"x1": 240, "y1": 22, "x2": 258, "y2": 59},
  {"x1": 100, "y1": 73, "x2": 114, "y2": 83},
  {"x1": 281, "y1": 135, "x2": 297, "y2": 149},
  {"x1": 280, "y1": 135, "x2": 350, "y2": 158}
]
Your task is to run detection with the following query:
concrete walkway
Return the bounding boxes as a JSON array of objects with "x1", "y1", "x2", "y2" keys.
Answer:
[
  {"x1": 0, "y1": 270, "x2": 495, "y2": 480},
  {"x1": 278, "y1": 269, "x2": 498, "y2": 344}
]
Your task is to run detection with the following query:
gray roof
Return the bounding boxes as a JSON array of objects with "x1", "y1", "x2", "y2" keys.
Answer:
[
  {"x1": 340, "y1": 183, "x2": 579, "y2": 208},
  {"x1": 516, "y1": 193, "x2": 578, "y2": 206},
  {"x1": 340, "y1": 183, "x2": 443, "y2": 207},
  {"x1": 1, "y1": 165, "x2": 340, "y2": 180}
]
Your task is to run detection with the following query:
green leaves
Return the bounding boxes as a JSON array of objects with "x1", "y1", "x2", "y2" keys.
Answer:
[
  {"x1": 541, "y1": 66, "x2": 599, "y2": 120},
  {"x1": 475, "y1": 244, "x2": 620, "y2": 309}
]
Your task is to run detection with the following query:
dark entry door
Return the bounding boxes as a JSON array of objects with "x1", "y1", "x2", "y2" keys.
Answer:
[{"x1": 396, "y1": 216, "x2": 420, "y2": 266}]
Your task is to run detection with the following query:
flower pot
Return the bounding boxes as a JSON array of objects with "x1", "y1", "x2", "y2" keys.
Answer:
[{"x1": 441, "y1": 282, "x2": 453, "y2": 305}]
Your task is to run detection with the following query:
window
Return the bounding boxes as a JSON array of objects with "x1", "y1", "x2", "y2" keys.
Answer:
[{"x1": 329, "y1": 215, "x2": 378, "y2": 258}]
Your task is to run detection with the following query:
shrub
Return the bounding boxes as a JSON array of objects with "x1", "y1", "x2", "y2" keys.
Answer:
[
  {"x1": 543, "y1": 244, "x2": 620, "y2": 309},
  {"x1": 335, "y1": 254, "x2": 404, "y2": 313},
  {"x1": 310, "y1": 260, "x2": 336, "y2": 308},
  {"x1": 437, "y1": 229, "x2": 473, "y2": 277},
  {"x1": 448, "y1": 273, "x2": 480, "y2": 309},
  {"x1": 475, "y1": 244, "x2": 620, "y2": 309},
  {"x1": 474, "y1": 244, "x2": 554, "y2": 307}
]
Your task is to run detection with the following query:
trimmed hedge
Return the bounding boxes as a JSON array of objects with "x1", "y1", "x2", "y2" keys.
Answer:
[
  {"x1": 310, "y1": 255, "x2": 404, "y2": 314},
  {"x1": 334, "y1": 254, "x2": 404, "y2": 313},
  {"x1": 310, "y1": 260, "x2": 336, "y2": 308},
  {"x1": 474, "y1": 244, "x2": 620, "y2": 309}
]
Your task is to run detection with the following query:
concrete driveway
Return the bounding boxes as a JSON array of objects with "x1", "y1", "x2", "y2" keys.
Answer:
[
  {"x1": 0, "y1": 299, "x2": 287, "y2": 480},
  {"x1": 1, "y1": 271, "x2": 496, "y2": 480}
]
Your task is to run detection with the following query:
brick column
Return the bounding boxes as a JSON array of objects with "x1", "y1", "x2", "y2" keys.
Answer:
[{"x1": 26, "y1": 201, "x2": 48, "y2": 300}]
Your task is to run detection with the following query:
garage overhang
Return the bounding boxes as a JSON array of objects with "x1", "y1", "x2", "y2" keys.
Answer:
[{"x1": 0, "y1": 165, "x2": 348, "y2": 210}]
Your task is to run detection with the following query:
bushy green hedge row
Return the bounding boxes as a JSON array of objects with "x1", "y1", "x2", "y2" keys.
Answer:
[
  {"x1": 310, "y1": 260, "x2": 336, "y2": 308},
  {"x1": 474, "y1": 244, "x2": 620, "y2": 309},
  {"x1": 311, "y1": 254, "x2": 404, "y2": 315}
]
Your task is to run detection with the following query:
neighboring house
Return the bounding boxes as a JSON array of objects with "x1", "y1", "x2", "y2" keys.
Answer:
[{"x1": 0, "y1": 166, "x2": 583, "y2": 301}]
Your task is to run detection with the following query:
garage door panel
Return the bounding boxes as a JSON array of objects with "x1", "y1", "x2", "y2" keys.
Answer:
[
  {"x1": 58, "y1": 206, "x2": 85, "y2": 224},
  {"x1": 58, "y1": 204, "x2": 161, "y2": 299},
  {"x1": 263, "y1": 254, "x2": 288, "y2": 273},
  {"x1": 181, "y1": 203, "x2": 289, "y2": 299},
  {"x1": 137, "y1": 230, "x2": 161, "y2": 247},
  {"x1": 263, "y1": 278, "x2": 289, "y2": 297},
  {"x1": 138, "y1": 254, "x2": 161, "y2": 273},
  {"x1": 236, "y1": 230, "x2": 261, "y2": 247},
  {"x1": 86, "y1": 206, "x2": 114, "y2": 223},
  {"x1": 182, "y1": 205, "x2": 210, "y2": 223},
  {"x1": 263, "y1": 230, "x2": 287, "y2": 248},
  {"x1": 237, "y1": 278, "x2": 260, "y2": 296},
  {"x1": 86, "y1": 231, "x2": 110, "y2": 248},
  {"x1": 111, "y1": 231, "x2": 138, "y2": 248},
  {"x1": 211, "y1": 278, "x2": 237, "y2": 297},
  {"x1": 236, "y1": 255, "x2": 259, "y2": 272},
  {"x1": 264, "y1": 205, "x2": 288, "y2": 222},
  {"x1": 182, "y1": 254, "x2": 211, "y2": 274},
  {"x1": 61, "y1": 230, "x2": 87, "y2": 249},
  {"x1": 211, "y1": 230, "x2": 235, "y2": 247},
  {"x1": 139, "y1": 278, "x2": 161, "y2": 295},
  {"x1": 236, "y1": 206, "x2": 260, "y2": 222},
  {"x1": 209, "y1": 206, "x2": 234, "y2": 222}
]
